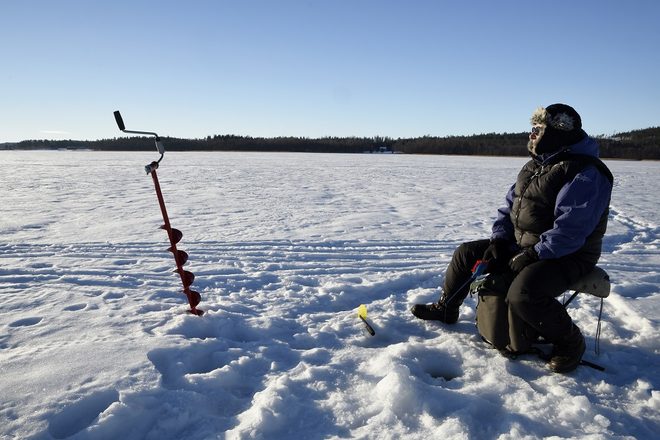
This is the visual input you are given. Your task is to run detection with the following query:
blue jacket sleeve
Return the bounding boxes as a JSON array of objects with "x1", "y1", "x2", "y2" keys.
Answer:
[
  {"x1": 534, "y1": 165, "x2": 612, "y2": 259},
  {"x1": 491, "y1": 183, "x2": 516, "y2": 242}
]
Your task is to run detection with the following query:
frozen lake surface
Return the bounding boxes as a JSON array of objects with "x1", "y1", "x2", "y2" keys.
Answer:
[{"x1": 1, "y1": 151, "x2": 658, "y2": 439}]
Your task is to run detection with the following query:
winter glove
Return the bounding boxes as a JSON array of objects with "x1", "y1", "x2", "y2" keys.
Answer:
[
  {"x1": 509, "y1": 248, "x2": 539, "y2": 273},
  {"x1": 483, "y1": 239, "x2": 512, "y2": 273},
  {"x1": 483, "y1": 239, "x2": 509, "y2": 262}
]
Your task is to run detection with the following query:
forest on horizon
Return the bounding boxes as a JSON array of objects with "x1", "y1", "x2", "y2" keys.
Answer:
[{"x1": 2, "y1": 127, "x2": 659, "y2": 160}]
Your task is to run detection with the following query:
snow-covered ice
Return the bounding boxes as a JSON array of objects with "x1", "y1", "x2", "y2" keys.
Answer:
[{"x1": 1, "y1": 150, "x2": 658, "y2": 439}]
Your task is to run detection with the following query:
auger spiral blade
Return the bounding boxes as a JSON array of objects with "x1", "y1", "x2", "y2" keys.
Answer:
[
  {"x1": 187, "y1": 290, "x2": 202, "y2": 309},
  {"x1": 181, "y1": 270, "x2": 195, "y2": 288},
  {"x1": 161, "y1": 226, "x2": 183, "y2": 244},
  {"x1": 174, "y1": 250, "x2": 189, "y2": 266}
]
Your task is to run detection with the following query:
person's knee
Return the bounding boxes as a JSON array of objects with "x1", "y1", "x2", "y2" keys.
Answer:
[
  {"x1": 508, "y1": 277, "x2": 557, "y2": 313},
  {"x1": 454, "y1": 240, "x2": 487, "y2": 263},
  {"x1": 453, "y1": 242, "x2": 469, "y2": 260},
  {"x1": 507, "y1": 275, "x2": 541, "y2": 310},
  {"x1": 455, "y1": 241, "x2": 472, "y2": 255},
  {"x1": 506, "y1": 287, "x2": 528, "y2": 311},
  {"x1": 449, "y1": 242, "x2": 473, "y2": 271}
]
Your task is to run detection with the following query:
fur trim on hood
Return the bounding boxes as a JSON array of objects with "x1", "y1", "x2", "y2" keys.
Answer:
[
  {"x1": 528, "y1": 104, "x2": 585, "y2": 155},
  {"x1": 531, "y1": 107, "x2": 549, "y2": 126}
]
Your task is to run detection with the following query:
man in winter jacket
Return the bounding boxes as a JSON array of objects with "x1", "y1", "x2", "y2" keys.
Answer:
[{"x1": 411, "y1": 103, "x2": 613, "y2": 374}]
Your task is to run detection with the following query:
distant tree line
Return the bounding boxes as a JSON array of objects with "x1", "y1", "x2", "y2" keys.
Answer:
[{"x1": 2, "y1": 127, "x2": 659, "y2": 160}]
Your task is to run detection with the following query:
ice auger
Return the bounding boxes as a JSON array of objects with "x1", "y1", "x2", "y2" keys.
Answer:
[{"x1": 113, "y1": 111, "x2": 203, "y2": 316}]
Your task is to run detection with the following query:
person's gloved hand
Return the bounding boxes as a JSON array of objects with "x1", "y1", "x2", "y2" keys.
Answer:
[
  {"x1": 483, "y1": 239, "x2": 509, "y2": 262},
  {"x1": 509, "y1": 248, "x2": 539, "y2": 273},
  {"x1": 483, "y1": 239, "x2": 511, "y2": 272}
]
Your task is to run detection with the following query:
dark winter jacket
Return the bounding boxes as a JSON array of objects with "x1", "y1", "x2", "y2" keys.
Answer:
[{"x1": 491, "y1": 136, "x2": 613, "y2": 264}]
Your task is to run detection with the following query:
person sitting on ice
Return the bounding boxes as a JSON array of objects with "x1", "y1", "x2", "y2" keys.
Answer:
[{"x1": 411, "y1": 103, "x2": 613, "y2": 374}]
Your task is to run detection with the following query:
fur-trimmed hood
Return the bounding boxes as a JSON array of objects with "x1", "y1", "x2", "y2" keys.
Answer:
[
  {"x1": 528, "y1": 104, "x2": 585, "y2": 156},
  {"x1": 531, "y1": 106, "x2": 581, "y2": 131}
]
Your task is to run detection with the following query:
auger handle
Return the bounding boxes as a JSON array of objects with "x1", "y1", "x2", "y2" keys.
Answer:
[
  {"x1": 114, "y1": 111, "x2": 126, "y2": 131},
  {"x1": 113, "y1": 110, "x2": 165, "y2": 159}
]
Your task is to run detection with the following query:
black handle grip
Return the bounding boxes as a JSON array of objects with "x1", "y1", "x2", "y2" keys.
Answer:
[
  {"x1": 359, "y1": 316, "x2": 376, "y2": 336},
  {"x1": 113, "y1": 111, "x2": 125, "y2": 131}
]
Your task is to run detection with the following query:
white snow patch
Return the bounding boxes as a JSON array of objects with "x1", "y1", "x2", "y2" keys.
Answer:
[{"x1": 0, "y1": 151, "x2": 658, "y2": 439}]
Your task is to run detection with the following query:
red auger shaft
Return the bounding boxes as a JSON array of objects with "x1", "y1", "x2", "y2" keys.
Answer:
[{"x1": 148, "y1": 163, "x2": 203, "y2": 316}]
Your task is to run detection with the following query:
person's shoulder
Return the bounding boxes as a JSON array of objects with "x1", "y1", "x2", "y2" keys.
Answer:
[
  {"x1": 565, "y1": 152, "x2": 613, "y2": 186},
  {"x1": 570, "y1": 135, "x2": 600, "y2": 158}
]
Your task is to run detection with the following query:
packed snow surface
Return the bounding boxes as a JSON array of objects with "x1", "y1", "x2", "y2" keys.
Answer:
[{"x1": 1, "y1": 151, "x2": 658, "y2": 439}]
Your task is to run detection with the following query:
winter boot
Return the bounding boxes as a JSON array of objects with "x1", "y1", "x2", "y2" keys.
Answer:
[
  {"x1": 548, "y1": 324, "x2": 586, "y2": 373},
  {"x1": 410, "y1": 298, "x2": 459, "y2": 324}
]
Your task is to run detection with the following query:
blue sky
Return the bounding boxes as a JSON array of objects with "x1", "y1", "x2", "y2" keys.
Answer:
[{"x1": 1, "y1": 0, "x2": 659, "y2": 142}]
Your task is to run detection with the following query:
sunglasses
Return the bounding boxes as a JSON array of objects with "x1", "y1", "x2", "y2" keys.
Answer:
[{"x1": 531, "y1": 126, "x2": 543, "y2": 136}]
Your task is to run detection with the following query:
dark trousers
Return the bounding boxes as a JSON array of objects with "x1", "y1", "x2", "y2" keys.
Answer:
[{"x1": 442, "y1": 240, "x2": 594, "y2": 343}]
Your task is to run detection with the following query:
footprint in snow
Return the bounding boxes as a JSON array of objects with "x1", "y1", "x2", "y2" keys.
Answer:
[
  {"x1": 47, "y1": 389, "x2": 119, "y2": 439},
  {"x1": 8, "y1": 317, "x2": 43, "y2": 327},
  {"x1": 63, "y1": 303, "x2": 87, "y2": 312}
]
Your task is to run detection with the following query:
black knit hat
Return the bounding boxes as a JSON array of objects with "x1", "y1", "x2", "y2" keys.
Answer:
[{"x1": 531, "y1": 103, "x2": 585, "y2": 154}]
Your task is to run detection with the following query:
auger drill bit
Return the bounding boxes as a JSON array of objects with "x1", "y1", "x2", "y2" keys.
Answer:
[{"x1": 114, "y1": 110, "x2": 203, "y2": 316}]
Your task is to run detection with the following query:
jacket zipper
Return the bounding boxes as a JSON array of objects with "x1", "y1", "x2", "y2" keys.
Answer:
[{"x1": 513, "y1": 166, "x2": 545, "y2": 240}]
